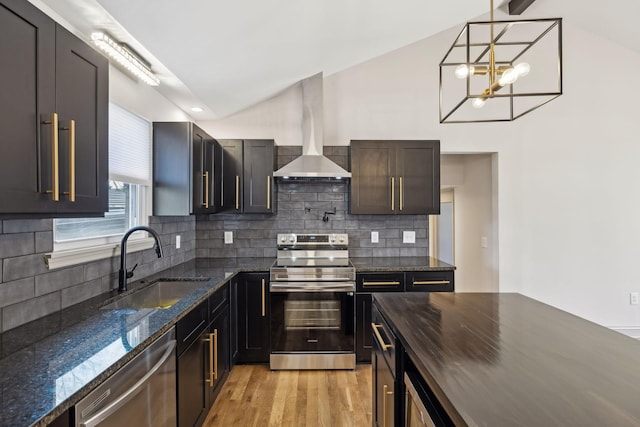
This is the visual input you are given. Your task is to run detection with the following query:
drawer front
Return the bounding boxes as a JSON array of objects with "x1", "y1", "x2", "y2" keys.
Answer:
[
  {"x1": 357, "y1": 272, "x2": 404, "y2": 293},
  {"x1": 209, "y1": 282, "x2": 229, "y2": 318},
  {"x1": 372, "y1": 305, "x2": 397, "y2": 378},
  {"x1": 176, "y1": 299, "x2": 208, "y2": 356},
  {"x1": 405, "y1": 270, "x2": 454, "y2": 292}
]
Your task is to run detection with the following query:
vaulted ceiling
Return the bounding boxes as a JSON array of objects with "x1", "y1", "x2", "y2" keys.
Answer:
[{"x1": 32, "y1": 0, "x2": 640, "y2": 120}]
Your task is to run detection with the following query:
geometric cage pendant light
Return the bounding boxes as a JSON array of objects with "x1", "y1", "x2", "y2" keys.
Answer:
[{"x1": 439, "y1": 0, "x2": 562, "y2": 123}]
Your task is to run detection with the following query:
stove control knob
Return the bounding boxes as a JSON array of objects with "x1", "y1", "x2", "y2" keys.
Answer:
[
  {"x1": 289, "y1": 236, "x2": 295, "y2": 243},
  {"x1": 339, "y1": 236, "x2": 345, "y2": 243},
  {"x1": 280, "y1": 236, "x2": 286, "y2": 243}
]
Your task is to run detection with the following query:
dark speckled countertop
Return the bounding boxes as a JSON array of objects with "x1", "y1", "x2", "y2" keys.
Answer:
[{"x1": 0, "y1": 256, "x2": 452, "y2": 426}]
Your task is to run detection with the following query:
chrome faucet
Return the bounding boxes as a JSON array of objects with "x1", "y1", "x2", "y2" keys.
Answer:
[{"x1": 118, "y1": 226, "x2": 164, "y2": 292}]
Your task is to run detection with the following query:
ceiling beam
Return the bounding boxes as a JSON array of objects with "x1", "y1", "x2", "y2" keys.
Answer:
[{"x1": 509, "y1": 0, "x2": 537, "y2": 15}]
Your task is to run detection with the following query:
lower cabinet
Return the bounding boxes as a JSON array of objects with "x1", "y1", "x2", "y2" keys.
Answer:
[
  {"x1": 177, "y1": 300, "x2": 209, "y2": 427},
  {"x1": 236, "y1": 273, "x2": 270, "y2": 364},
  {"x1": 372, "y1": 305, "x2": 399, "y2": 427},
  {"x1": 357, "y1": 270, "x2": 454, "y2": 363},
  {"x1": 177, "y1": 284, "x2": 230, "y2": 427}
]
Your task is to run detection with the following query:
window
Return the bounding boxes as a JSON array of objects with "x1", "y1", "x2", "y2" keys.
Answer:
[{"x1": 48, "y1": 103, "x2": 152, "y2": 268}]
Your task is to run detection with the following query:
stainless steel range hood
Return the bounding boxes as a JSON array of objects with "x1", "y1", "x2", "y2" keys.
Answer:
[{"x1": 273, "y1": 73, "x2": 351, "y2": 180}]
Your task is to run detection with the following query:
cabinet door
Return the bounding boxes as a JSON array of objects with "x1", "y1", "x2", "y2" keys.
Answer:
[
  {"x1": 350, "y1": 141, "x2": 396, "y2": 214},
  {"x1": 178, "y1": 330, "x2": 208, "y2": 427},
  {"x1": 373, "y1": 334, "x2": 396, "y2": 427},
  {"x1": 356, "y1": 294, "x2": 373, "y2": 363},
  {"x1": 0, "y1": 0, "x2": 56, "y2": 214},
  {"x1": 219, "y1": 139, "x2": 243, "y2": 212},
  {"x1": 236, "y1": 273, "x2": 270, "y2": 363},
  {"x1": 54, "y1": 25, "x2": 108, "y2": 214},
  {"x1": 243, "y1": 140, "x2": 274, "y2": 213},
  {"x1": 192, "y1": 125, "x2": 213, "y2": 214},
  {"x1": 396, "y1": 140, "x2": 440, "y2": 215},
  {"x1": 207, "y1": 306, "x2": 230, "y2": 407}
]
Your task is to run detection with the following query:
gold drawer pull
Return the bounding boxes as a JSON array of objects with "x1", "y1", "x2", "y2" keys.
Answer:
[
  {"x1": 363, "y1": 281, "x2": 401, "y2": 286},
  {"x1": 413, "y1": 280, "x2": 451, "y2": 285},
  {"x1": 399, "y1": 176, "x2": 403, "y2": 211},
  {"x1": 204, "y1": 332, "x2": 215, "y2": 386},
  {"x1": 261, "y1": 278, "x2": 266, "y2": 317},
  {"x1": 390, "y1": 176, "x2": 395, "y2": 211},
  {"x1": 235, "y1": 175, "x2": 240, "y2": 209},
  {"x1": 267, "y1": 176, "x2": 271, "y2": 209},
  {"x1": 371, "y1": 323, "x2": 393, "y2": 351},
  {"x1": 42, "y1": 113, "x2": 59, "y2": 201},
  {"x1": 203, "y1": 171, "x2": 209, "y2": 208}
]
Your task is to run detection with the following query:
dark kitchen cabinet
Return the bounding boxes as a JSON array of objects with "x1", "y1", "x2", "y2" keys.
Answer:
[
  {"x1": 0, "y1": 0, "x2": 108, "y2": 216},
  {"x1": 153, "y1": 122, "x2": 221, "y2": 215},
  {"x1": 218, "y1": 139, "x2": 275, "y2": 213},
  {"x1": 236, "y1": 273, "x2": 270, "y2": 363},
  {"x1": 350, "y1": 140, "x2": 440, "y2": 215},
  {"x1": 207, "y1": 285, "x2": 230, "y2": 406},
  {"x1": 405, "y1": 270, "x2": 455, "y2": 292},
  {"x1": 356, "y1": 272, "x2": 404, "y2": 363},
  {"x1": 372, "y1": 305, "x2": 399, "y2": 427},
  {"x1": 177, "y1": 300, "x2": 209, "y2": 427}
]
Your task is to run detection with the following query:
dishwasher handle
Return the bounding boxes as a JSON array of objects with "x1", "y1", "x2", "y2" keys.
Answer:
[{"x1": 80, "y1": 340, "x2": 177, "y2": 427}]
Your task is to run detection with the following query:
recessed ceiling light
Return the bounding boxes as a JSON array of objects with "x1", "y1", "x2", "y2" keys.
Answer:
[{"x1": 191, "y1": 107, "x2": 204, "y2": 113}]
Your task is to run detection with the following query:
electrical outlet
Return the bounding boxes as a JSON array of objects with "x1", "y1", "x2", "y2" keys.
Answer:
[
  {"x1": 403, "y1": 231, "x2": 416, "y2": 244},
  {"x1": 224, "y1": 231, "x2": 233, "y2": 244},
  {"x1": 481, "y1": 236, "x2": 488, "y2": 248},
  {"x1": 371, "y1": 231, "x2": 379, "y2": 243},
  {"x1": 631, "y1": 292, "x2": 639, "y2": 305},
  {"x1": 175, "y1": 235, "x2": 181, "y2": 249}
]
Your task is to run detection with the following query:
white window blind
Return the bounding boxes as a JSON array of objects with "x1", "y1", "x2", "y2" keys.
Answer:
[{"x1": 109, "y1": 103, "x2": 151, "y2": 185}]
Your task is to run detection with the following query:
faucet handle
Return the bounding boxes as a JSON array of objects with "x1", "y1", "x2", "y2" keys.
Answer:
[{"x1": 126, "y1": 263, "x2": 138, "y2": 279}]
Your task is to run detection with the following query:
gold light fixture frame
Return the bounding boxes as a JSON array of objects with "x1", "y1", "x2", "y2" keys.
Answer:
[{"x1": 439, "y1": 1, "x2": 562, "y2": 123}]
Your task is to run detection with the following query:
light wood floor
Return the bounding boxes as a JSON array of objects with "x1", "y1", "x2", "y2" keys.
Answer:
[{"x1": 203, "y1": 364, "x2": 372, "y2": 427}]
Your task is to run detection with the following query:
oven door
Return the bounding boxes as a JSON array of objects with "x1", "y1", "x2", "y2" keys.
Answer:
[{"x1": 270, "y1": 283, "x2": 355, "y2": 353}]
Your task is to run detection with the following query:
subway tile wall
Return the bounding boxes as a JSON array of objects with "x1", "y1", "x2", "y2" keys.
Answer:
[
  {"x1": 195, "y1": 146, "x2": 430, "y2": 259},
  {"x1": 0, "y1": 216, "x2": 195, "y2": 332}
]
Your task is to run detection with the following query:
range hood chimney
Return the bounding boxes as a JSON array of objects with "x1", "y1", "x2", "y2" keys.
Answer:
[{"x1": 273, "y1": 72, "x2": 351, "y2": 180}]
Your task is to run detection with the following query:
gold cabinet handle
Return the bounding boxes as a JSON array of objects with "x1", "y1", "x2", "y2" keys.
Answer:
[
  {"x1": 399, "y1": 176, "x2": 403, "y2": 211},
  {"x1": 413, "y1": 280, "x2": 451, "y2": 285},
  {"x1": 213, "y1": 329, "x2": 218, "y2": 381},
  {"x1": 267, "y1": 176, "x2": 271, "y2": 210},
  {"x1": 204, "y1": 332, "x2": 215, "y2": 387},
  {"x1": 383, "y1": 384, "x2": 393, "y2": 427},
  {"x1": 235, "y1": 175, "x2": 240, "y2": 210},
  {"x1": 42, "y1": 113, "x2": 59, "y2": 201},
  {"x1": 390, "y1": 176, "x2": 395, "y2": 211},
  {"x1": 371, "y1": 323, "x2": 393, "y2": 351},
  {"x1": 261, "y1": 278, "x2": 266, "y2": 317},
  {"x1": 203, "y1": 171, "x2": 209, "y2": 208},
  {"x1": 363, "y1": 281, "x2": 401, "y2": 287},
  {"x1": 61, "y1": 120, "x2": 75, "y2": 201}
]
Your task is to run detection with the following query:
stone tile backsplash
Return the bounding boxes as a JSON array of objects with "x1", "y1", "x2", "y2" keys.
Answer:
[
  {"x1": 0, "y1": 216, "x2": 195, "y2": 332},
  {"x1": 196, "y1": 146, "x2": 430, "y2": 259}
]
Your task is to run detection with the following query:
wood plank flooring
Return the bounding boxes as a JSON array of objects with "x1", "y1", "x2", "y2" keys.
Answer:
[{"x1": 203, "y1": 365, "x2": 372, "y2": 427}]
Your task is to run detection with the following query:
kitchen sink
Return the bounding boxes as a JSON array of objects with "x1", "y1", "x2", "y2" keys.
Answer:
[{"x1": 101, "y1": 280, "x2": 208, "y2": 310}]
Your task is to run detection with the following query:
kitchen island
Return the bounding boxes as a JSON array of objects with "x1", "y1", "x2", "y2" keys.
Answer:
[{"x1": 373, "y1": 292, "x2": 640, "y2": 426}]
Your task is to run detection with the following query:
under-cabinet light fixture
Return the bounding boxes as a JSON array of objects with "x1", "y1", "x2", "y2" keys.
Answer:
[
  {"x1": 439, "y1": 0, "x2": 562, "y2": 123},
  {"x1": 91, "y1": 32, "x2": 160, "y2": 86}
]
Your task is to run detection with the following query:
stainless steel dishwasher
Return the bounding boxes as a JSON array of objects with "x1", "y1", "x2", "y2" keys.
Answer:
[{"x1": 75, "y1": 328, "x2": 177, "y2": 427}]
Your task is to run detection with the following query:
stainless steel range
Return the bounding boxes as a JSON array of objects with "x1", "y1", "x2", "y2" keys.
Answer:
[{"x1": 269, "y1": 233, "x2": 356, "y2": 370}]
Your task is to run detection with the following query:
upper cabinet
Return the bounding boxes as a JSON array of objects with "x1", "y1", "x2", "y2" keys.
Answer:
[
  {"x1": 350, "y1": 140, "x2": 440, "y2": 215},
  {"x1": 218, "y1": 139, "x2": 275, "y2": 214},
  {"x1": 153, "y1": 122, "x2": 221, "y2": 215},
  {"x1": 0, "y1": 0, "x2": 108, "y2": 216}
]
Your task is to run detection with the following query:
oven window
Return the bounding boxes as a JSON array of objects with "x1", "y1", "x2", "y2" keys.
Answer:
[{"x1": 284, "y1": 300, "x2": 341, "y2": 330}]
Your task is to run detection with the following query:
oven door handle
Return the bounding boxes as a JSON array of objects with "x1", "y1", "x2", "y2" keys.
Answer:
[{"x1": 270, "y1": 282, "x2": 355, "y2": 292}]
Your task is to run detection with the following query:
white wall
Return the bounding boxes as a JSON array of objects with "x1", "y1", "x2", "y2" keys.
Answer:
[
  {"x1": 194, "y1": 7, "x2": 640, "y2": 331},
  {"x1": 442, "y1": 154, "x2": 498, "y2": 293}
]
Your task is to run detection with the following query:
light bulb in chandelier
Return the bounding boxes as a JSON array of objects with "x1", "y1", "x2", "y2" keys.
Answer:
[
  {"x1": 472, "y1": 97, "x2": 487, "y2": 108},
  {"x1": 454, "y1": 64, "x2": 475, "y2": 79}
]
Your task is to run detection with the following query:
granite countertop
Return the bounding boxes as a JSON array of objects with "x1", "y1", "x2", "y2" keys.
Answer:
[
  {"x1": 373, "y1": 293, "x2": 640, "y2": 426},
  {"x1": 0, "y1": 257, "x2": 272, "y2": 427},
  {"x1": 0, "y1": 256, "x2": 451, "y2": 426},
  {"x1": 350, "y1": 256, "x2": 455, "y2": 272}
]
